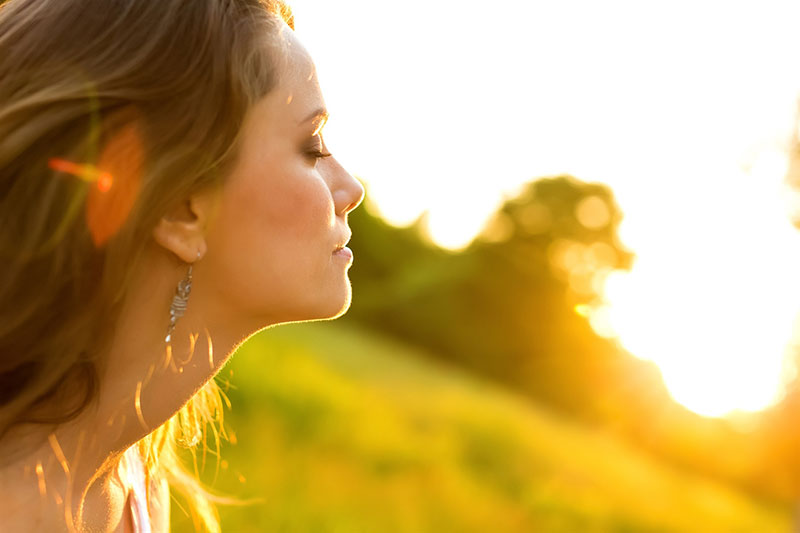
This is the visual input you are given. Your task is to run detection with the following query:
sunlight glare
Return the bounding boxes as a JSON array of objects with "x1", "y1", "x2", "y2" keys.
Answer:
[
  {"x1": 290, "y1": 0, "x2": 800, "y2": 416},
  {"x1": 594, "y1": 161, "x2": 800, "y2": 417}
]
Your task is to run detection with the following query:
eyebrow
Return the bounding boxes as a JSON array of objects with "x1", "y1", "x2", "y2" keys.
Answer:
[{"x1": 299, "y1": 107, "x2": 329, "y2": 127}]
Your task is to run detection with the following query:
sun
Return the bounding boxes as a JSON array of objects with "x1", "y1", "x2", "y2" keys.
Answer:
[
  {"x1": 596, "y1": 271, "x2": 791, "y2": 417},
  {"x1": 586, "y1": 165, "x2": 800, "y2": 417}
]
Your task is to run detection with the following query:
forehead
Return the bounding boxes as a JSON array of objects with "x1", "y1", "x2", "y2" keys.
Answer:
[
  {"x1": 268, "y1": 28, "x2": 325, "y2": 128},
  {"x1": 280, "y1": 27, "x2": 316, "y2": 84},
  {"x1": 235, "y1": 27, "x2": 325, "y2": 149}
]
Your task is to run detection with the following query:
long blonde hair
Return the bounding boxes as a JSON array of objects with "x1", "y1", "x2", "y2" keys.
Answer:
[{"x1": 0, "y1": 0, "x2": 294, "y2": 530}]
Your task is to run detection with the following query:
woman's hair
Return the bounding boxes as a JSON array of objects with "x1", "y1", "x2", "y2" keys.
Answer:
[{"x1": 0, "y1": 0, "x2": 294, "y2": 530}]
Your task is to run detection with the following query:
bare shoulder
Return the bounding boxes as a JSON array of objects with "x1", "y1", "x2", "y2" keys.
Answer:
[{"x1": 0, "y1": 465, "x2": 127, "y2": 533}]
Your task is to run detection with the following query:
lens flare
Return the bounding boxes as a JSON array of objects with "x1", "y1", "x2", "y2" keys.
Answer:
[
  {"x1": 47, "y1": 158, "x2": 112, "y2": 190},
  {"x1": 86, "y1": 122, "x2": 144, "y2": 247},
  {"x1": 49, "y1": 119, "x2": 144, "y2": 248}
]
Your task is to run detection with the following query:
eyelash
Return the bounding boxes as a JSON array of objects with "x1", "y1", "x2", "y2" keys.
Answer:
[
  {"x1": 306, "y1": 137, "x2": 332, "y2": 162},
  {"x1": 308, "y1": 148, "x2": 333, "y2": 160}
]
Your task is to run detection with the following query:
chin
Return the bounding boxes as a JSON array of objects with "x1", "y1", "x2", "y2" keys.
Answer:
[
  {"x1": 289, "y1": 285, "x2": 353, "y2": 323},
  {"x1": 321, "y1": 290, "x2": 353, "y2": 320}
]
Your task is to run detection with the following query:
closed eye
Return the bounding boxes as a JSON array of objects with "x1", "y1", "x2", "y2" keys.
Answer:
[
  {"x1": 305, "y1": 134, "x2": 332, "y2": 163},
  {"x1": 308, "y1": 149, "x2": 332, "y2": 160}
]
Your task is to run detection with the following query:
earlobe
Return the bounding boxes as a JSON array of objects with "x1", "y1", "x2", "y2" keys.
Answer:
[
  {"x1": 152, "y1": 217, "x2": 205, "y2": 264},
  {"x1": 151, "y1": 192, "x2": 217, "y2": 263}
]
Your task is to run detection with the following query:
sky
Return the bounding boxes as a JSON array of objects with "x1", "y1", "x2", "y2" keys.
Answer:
[{"x1": 288, "y1": 0, "x2": 800, "y2": 417}]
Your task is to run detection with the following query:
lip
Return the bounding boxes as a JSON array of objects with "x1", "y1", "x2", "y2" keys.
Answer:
[{"x1": 333, "y1": 246, "x2": 353, "y2": 262}]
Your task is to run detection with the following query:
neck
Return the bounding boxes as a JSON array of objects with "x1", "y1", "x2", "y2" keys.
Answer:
[{"x1": 0, "y1": 243, "x2": 270, "y2": 530}]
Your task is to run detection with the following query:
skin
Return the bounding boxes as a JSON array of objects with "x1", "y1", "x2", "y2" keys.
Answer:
[{"x1": 0, "y1": 25, "x2": 364, "y2": 532}]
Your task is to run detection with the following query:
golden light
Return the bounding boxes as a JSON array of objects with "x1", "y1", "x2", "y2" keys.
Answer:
[
  {"x1": 595, "y1": 270, "x2": 795, "y2": 417},
  {"x1": 290, "y1": 0, "x2": 800, "y2": 417},
  {"x1": 588, "y1": 153, "x2": 800, "y2": 417}
]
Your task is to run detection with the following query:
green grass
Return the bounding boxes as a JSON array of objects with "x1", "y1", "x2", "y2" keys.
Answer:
[{"x1": 171, "y1": 321, "x2": 791, "y2": 532}]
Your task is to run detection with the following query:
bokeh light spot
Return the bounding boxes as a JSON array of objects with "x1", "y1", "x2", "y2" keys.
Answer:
[{"x1": 575, "y1": 195, "x2": 611, "y2": 230}]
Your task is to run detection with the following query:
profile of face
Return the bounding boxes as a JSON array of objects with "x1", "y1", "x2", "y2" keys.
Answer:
[{"x1": 199, "y1": 27, "x2": 364, "y2": 328}]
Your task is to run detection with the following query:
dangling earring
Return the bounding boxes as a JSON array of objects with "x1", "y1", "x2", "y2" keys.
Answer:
[{"x1": 165, "y1": 251, "x2": 200, "y2": 343}]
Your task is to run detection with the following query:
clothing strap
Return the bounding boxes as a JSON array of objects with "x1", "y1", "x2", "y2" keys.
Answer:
[{"x1": 122, "y1": 445, "x2": 152, "y2": 533}]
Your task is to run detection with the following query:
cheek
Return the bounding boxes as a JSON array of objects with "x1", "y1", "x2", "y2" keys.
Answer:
[
  {"x1": 242, "y1": 170, "x2": 333, "y2": 252},
  {"x1": 260, "y1": 179, "x2": 328, "y2": 241},
  {"x1": 208, "y1": 163, "x2": 335, "y2": 309}
]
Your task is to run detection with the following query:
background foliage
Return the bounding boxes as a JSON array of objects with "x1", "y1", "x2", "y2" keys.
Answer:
[{"x1": 173, "y1": 322, "x2": 789, "y2": 532}]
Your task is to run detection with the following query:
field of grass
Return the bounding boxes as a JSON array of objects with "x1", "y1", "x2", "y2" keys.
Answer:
[{"x1": 171, "y1": 321, "x2": 792, "y2": 532}]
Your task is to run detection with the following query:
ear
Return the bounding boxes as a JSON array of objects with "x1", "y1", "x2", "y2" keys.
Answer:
[{"x1": 152, "y1": 188, "x2": 220, "y2": 264}]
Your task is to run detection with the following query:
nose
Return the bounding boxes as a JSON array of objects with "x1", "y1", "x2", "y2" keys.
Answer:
[{"x1": 330, "y1": 159, "x2": 365, "y2": 216}]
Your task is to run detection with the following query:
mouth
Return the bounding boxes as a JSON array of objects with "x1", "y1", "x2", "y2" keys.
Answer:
[
  {"x1": 333, "y1": 232, "x2": 353, "y2": 261},
  {"x1": 333, "y1": 246, "x2": 353, "y2": 262}
]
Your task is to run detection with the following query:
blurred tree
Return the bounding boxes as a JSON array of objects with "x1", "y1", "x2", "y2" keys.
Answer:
[
  {"x1": 346, "y1": 176, "x2": 662, "y2": 418},
  {"x1": 344, "y1": 175, "x2": 795, "y2": 506}
]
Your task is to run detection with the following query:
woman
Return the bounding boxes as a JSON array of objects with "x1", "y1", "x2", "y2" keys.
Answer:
[{"x1": 0, "y1": 0, "x2": 364, "y2": 531}]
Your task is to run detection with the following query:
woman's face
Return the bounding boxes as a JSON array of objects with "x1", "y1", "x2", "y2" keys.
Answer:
[{"x1": 202, "y1": 28, "x2": 364, "y2": 327}]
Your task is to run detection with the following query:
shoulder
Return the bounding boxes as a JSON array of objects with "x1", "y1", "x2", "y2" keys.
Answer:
[{"x1": 121, "y1": 445, "x2": 170, "y2": 533}]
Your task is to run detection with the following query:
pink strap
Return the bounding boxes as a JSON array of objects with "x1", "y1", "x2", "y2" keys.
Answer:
[{"x1": 122, "y1": 446, "x2": 152, "y2": 533}]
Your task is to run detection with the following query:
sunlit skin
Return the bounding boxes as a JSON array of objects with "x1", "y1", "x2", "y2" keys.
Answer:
[{"x1": 0, "y1": 25, "x2": 363, "y2": 532}]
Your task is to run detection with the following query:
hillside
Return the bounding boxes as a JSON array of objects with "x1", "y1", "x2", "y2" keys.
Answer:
[{"x1": 172, "y1": 321, "x2": 791, "y2": 532}]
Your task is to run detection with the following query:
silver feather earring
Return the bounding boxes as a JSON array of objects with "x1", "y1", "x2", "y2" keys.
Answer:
[{"x1": 165, "y1": 251, "x2": 200, "y2": 343}]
